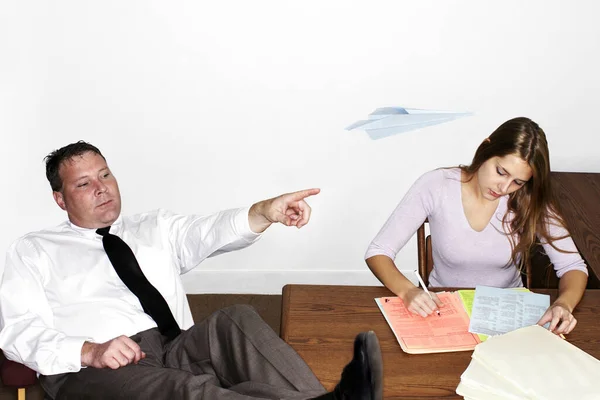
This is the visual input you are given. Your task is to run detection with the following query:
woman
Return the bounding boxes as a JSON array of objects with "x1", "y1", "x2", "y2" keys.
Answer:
[{"x1": 365, "y1": 117, "x2": 588, "y2": 335}]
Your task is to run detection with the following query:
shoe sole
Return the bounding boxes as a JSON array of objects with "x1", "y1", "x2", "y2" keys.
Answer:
[{"x1": 363, "y1": 331, "x2": 383, "y2": 400}]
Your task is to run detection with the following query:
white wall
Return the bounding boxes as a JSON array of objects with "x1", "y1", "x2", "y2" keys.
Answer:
[{"x1": 1, "y1": 0, "x2": 599, "y2": 294}]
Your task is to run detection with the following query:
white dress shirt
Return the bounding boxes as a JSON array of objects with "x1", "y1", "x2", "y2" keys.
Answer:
[{"x1": 0, "y1": 207, "x2": 260, "y2": 375}]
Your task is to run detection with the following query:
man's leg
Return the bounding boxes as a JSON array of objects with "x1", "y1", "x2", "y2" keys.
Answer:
[
  {"x1": 42, "y1": 306, "x2": 382, "y2": 400},
  {"x1": 53, "y1": 364, "x2": 225, "y2": 399},
  {"x1": 43, "y1": 327, "x2": 316, "y2": 400},
  {"x1": 165, "y1": 304, "x2": 326, "y2": 399},
  {"x1": 52, "y1": 365, "x2": 321, "y2": 400}
]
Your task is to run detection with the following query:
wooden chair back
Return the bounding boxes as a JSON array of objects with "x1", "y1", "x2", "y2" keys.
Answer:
[{"x1": 416, "y1": 219, "x2": 433, "y2": 287}]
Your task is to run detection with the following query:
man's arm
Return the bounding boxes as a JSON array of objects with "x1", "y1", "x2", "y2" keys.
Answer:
[
  {"x1": 0, "y1": 238, "x2": 146, "y2": 373},
  {"x1": 248, "y1": 188, "x2": 320, "y2": 233},
  {"x1": 169, "y1": 188, "x2": 320, "y2": 274},
  {"x1": 0, "y1": 239, "x2": 88, "y2": 374}
]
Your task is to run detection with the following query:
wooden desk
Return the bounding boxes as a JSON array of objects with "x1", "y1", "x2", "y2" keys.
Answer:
[
  {"x1": 281, "y1": 285, "x2": 600, "y2": 399},
  {"x1": 552, "y1": 172, "x2": 600, "y2": 288}
]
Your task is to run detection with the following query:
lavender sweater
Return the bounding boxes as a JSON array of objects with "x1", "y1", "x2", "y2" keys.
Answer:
[{"x1": 365, "y1": 168, "x2": 588, "y2": 288}]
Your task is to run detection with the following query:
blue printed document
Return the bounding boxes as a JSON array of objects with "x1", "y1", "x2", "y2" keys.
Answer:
[{"x1": 468, "y1": 286, "x2": 550, "y2": 336}]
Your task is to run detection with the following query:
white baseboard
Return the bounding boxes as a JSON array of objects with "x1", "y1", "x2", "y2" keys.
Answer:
[{"x1": 181, "y1": 269, "x2": 391, "y2": 294}]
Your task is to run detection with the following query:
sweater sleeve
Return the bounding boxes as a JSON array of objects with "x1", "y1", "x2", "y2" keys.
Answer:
[
  {"x1": 365, "y1": 169, "x2": 443, "y2": 261},
  {"x1": 541, "y1": 217, "x2": 588, "y2": 279}
]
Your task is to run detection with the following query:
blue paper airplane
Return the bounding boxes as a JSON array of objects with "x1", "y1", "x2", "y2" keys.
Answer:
[{"x1": 346, "y1": 107, "x2": 472, "y2": 140}]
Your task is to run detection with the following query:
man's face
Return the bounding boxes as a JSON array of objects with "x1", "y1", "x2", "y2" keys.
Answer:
[{"x1": 53, "y1": 151, "x2": 122, "y2": 229}]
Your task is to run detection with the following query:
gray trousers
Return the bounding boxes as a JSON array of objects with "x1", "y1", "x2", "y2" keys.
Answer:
[{"x1": 40, "y1": 305, "x2": 326, "y2": 400}]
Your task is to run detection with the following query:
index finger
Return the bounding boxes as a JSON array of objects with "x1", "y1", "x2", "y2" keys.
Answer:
[
  {"x1": 548, "y1": 312, "x2": 562, "y2": 332},
  {"x1": 287, "y1": 188, "x2": 320, "y2": 201},
  {"x1": 417, "y1": 292, "x2": 438, "y2": 314},
  {"x1": 430, "y1": 292, "x2": 444, "y2": 309}
]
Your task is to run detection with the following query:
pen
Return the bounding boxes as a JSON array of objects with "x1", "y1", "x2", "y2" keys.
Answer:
[{"x1": 414, "y1": 269, "x2": 440, "y2": 316}]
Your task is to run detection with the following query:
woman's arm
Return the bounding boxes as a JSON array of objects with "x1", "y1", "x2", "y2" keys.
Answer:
[
  {"x1": 535, "y1": 212, "x2": 589, "y2": 334},
  {"x1": 366, "y1": 255, "x2": 416, "y2": 295},
  {"x1": 555, "y1": 269, "x2": 587, "y2": 312},
  {"x1": 537, "y1": 270, "x2": 587, "y2": 335},
  {"x1": 366, "y1": 255, "x2": 441, "y2": 317},
  {"x1": 364, "y1": 170, "x2": 448, "y2": 316}
]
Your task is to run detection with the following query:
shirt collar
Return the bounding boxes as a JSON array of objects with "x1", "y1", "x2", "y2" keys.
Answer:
[{"x1": 67, "y1": 215, "x2": 124, "y2": 238}]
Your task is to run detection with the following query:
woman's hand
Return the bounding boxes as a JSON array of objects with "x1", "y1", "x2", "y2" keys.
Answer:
[
  {"x1": 537, "y1": 302, "x2": 577, "y2": 335},
  {"x1": 401, "y1": 287, "x2": 443, "y2": 317}
]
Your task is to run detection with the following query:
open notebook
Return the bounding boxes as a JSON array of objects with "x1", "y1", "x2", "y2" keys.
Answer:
[{"x1": 456, "y1": 325, "x2": 600, "y2": 400}]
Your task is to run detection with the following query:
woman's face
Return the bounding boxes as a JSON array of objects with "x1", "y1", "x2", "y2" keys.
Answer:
[{"x1": 476, "y1": 154, "x2": 533, "y2": 201}]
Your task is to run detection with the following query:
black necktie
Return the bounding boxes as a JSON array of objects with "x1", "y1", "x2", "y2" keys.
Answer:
[{"x1": 96, "y1": 226, "x2": 181, "y2": 340}]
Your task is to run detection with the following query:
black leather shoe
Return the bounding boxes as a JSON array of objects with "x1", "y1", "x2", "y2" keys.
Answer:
[{"x1": 332, "y1": 331, "x2": 383, "y2": 400}]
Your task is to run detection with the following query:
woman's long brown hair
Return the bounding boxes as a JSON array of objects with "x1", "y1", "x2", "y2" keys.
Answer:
[{"x1": 460, "y1": 117, "x2": 570, "y2": 273}]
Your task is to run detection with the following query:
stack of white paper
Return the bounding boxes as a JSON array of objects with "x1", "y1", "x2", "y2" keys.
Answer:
[{"x1": 456, "y1": 325, "x2": 600, "y2": 400}]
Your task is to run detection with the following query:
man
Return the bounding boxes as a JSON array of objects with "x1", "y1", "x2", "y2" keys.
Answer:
[{"x1": 0, "y1": 141, "x2": 383, "y2": 400}]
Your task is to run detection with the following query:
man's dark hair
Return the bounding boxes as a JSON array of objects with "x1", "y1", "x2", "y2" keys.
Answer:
[{"x1": 44, "y1": 141, "x2": 105, "y2": 192}]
